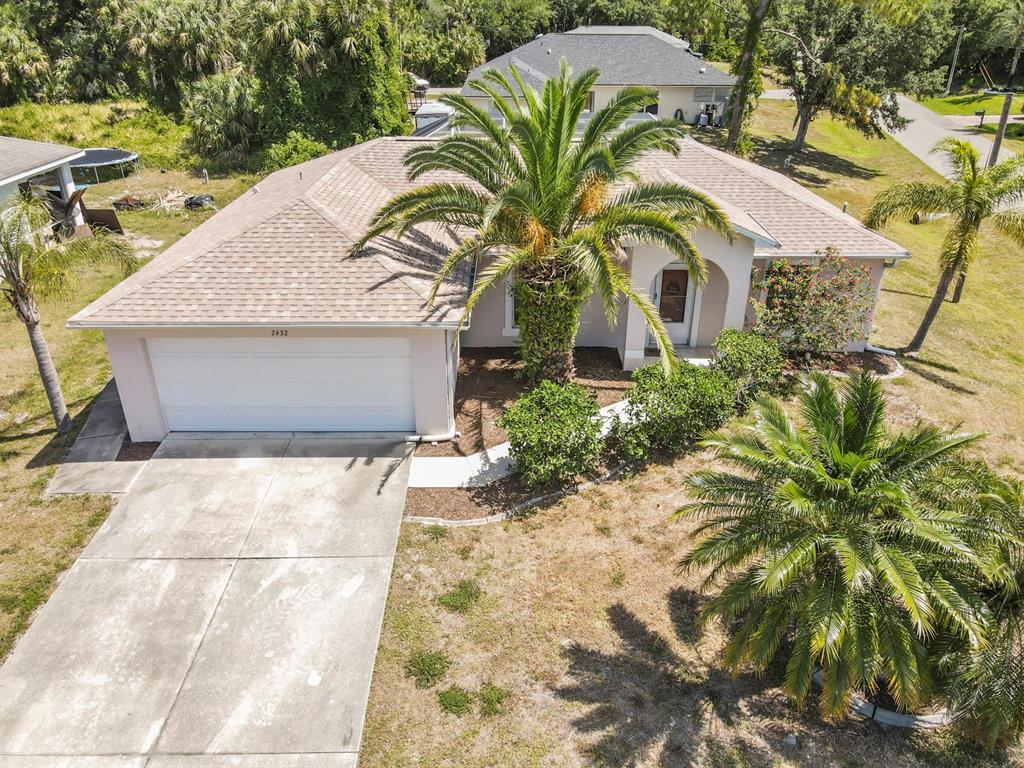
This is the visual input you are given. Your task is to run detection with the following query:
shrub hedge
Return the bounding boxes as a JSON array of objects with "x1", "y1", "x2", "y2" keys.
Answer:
[
  {"x1": 498, "y1": 379, "x2": 602, "y2": 488},
  {"x1": 711, "y1": 329, "x2": 785, "y2": 405},
  {"x1": 611, "y1": 362, "x2": 735, "y2": 463}
]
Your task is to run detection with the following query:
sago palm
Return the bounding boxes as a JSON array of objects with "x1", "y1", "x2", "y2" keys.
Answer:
[
  {"x1": 676, "y1": 371, "x2": 999, "y2": 718},
  {"x1": 355, "y1": 59, "x2": 731, "y2": 381},
  {"x1": 0, "y1": 194, "x2": 137, "y2": 433},
  {"x1": 864, "y1": 138, "x2": 1023, "y2": 351}
]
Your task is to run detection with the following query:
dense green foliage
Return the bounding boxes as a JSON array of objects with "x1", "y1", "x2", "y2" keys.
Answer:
[
  {"x1": 751, "y1": 247, "x2": 876, "y2": 357},
  {"x1": 677, "y1": 372, "x2": 1017, "y2": 721},
  {"x1": 263, "y1": 131, "x2": 331, "y2": 172},
  {"x1": 512, "y1": 275, "x2": 591, "y2": 381},
  {"x1": 358, "y1": 62, "x2": 729, "y2": 381},
  {"x1": 610, "y1": 362, "x2": 735, "y2": 463},
  {"x1": 405, "y1": 650, "x2": 451, "y2": 688},
  {"x1": 183, "y1": 70, "x2": 260, "y2": 159},
  {"x1": 710, "y1": 328, "x2": 784, "y2": 405},
  {"x1": 499, "y1": 379, "x2": 602, "y2": 488}
]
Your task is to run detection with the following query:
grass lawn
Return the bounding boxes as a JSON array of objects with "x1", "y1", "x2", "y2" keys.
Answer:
[
  {"x1": 971, "y1": 120, "x2": 1024, "y2": 156},
  {"x1": 0, "y1": 102, "x2": 255, "y2": 660},
  {"x1": 735, "y1": 99, "x2": 1024, "y2": 472},
  {"x1": 919, "y1": 91, "x2": 1024, "y2": 117}
]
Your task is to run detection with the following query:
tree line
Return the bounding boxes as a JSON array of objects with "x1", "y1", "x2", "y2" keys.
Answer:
[{"x1": 0, "y1": 0, "x2": 1020, "y2": 161}]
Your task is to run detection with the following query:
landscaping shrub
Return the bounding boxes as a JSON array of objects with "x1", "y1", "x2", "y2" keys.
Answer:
[
  {"x1": 436, "y1": 579, "x2": 482, "y2": 613},
  {"x1": 263, "y1": 131, "x2": 331, "y2": 172},
  {"x1": 479, "y1": 682, "x2": 510, "y2": 716},
  {"x1": 498, "y1": 379, "x2": 602, "y2": 488},
  {"x1": 711, "y1": 329, "x2": 785, "y2": 405},
  {"x1": 611, "y1": 363, "x2": 735, "y2": 463},
  {"x1": 437, "y1": 685, "x2": 474, "y2": 716},
  {"x1": 404, "y1": 650, "x2": 451, "y2": 689},
  {"x1": 750, "y1": 246, "x2": 875, "y2": 357}
]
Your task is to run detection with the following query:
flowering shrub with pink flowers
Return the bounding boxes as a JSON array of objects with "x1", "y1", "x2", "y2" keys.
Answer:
[{"x1": 751, "y1": 247, "x2": 875, "y2": 357}]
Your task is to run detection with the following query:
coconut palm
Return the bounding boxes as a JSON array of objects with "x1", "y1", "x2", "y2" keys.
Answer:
[
  {"x1": 355, "y1": 59, "x2": 731, "y2": 382},
  {"x1": 676, "y1": 371, "x2": 1000, "y2": 718},
  {"x1": 0, "y1": 194, "x2": 137, "y2": 433},
  {"x1": 864, "y1": 139, "x2": 1024, "y2": 352}
]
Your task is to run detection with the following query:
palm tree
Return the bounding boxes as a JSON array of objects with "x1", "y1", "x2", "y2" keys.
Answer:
[
  {"x1": 355, "y1": 59, "x2": 731, "y2": 382},
  {"x1": 676, "y1": 371, "x2": 1001, "y2": 718},
  {"x1": 864, "y1": 139, "x2": 1023, "y2": 352},
  {"x1": 991, "y1": 0, "x2": 1024, "y2": 89},
  {"x1": 0, "y1": 194, "x2": 137, "y2": 433}
]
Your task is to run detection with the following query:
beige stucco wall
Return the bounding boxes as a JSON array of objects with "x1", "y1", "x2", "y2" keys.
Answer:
[
  {"x1": 468, "y1": 83, "x2": 730, "y2": 126},
  {"x1": 104, "y1": 327, "x2": 455, "y2": 442}
]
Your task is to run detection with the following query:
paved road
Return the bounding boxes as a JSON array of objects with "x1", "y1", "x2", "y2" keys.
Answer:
[
  {"x1": 886, "y1": 95, "x2": 1015, "y2": 178},
  {"x1": 0, "y1": 434, "x2": 412, "y2": 767}
]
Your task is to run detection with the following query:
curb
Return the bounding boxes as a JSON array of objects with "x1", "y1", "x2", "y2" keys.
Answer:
[{"x1": 811, "y1": 669, "x2": 951, "y2": 729}]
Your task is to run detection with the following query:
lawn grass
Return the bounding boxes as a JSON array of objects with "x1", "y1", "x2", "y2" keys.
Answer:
[
  {"x1": 919, "y1": 91, "x2": 1024, "y2": 116},
  {"x1": 0, "y1": 101, "x2": 256, "y2": 659},
  {"x1": 363, "y1": 465, "x2": 1017, "y2": 767},
  {"x1": 737, "y1": 100, "x2": 1024, "y2": 472},
  {"x1": 971, "y1": 120, "x2": 1024, "y2": 156}
]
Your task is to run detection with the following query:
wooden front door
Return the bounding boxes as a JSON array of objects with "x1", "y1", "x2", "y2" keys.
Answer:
[{"x1": 658, "y1": 269, "x2": 688, "y2": 324}]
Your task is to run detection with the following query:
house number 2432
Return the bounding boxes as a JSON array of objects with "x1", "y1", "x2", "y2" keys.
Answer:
[{"x1": 271, "y1": 329, "x2": 288, "y2": 337}]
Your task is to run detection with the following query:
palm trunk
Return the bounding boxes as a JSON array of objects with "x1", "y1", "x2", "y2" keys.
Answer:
[
  {"x1": 906, "y1": 266, "x2": 955, "y2": 353},
  {"x1": 951, "y1": 271, "x2": 966, "y2": 303},
  {"x1": 25, "y1": 319, "x2": 72, "y2": 433},
  {"x1": 513, "y1": 275, "x2": 590, "y2": 383},
  {"x1": 726, "y1": 0, "x2": 773, "y2": 154}
]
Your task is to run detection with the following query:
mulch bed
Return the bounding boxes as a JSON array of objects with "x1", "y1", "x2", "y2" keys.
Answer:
[
  {"x1": 116, "y1": 437, "x2": 160, "y2": 462},
  {"x1": 786, "y1": 351, "x2": 900, "y2": 377},
  {"x1": 415, "y1": 347, "x2": 632, "y2": 458}
]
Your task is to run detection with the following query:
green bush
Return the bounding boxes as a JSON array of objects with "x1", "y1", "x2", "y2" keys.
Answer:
[
  {"x1": 436, "y1": 579, "x2": 482, "y2": 613},
  {"x1": 611, "y1": 363, "x2": 735, "y2": 463},
  {"x1": 263, "y1": 131, "x2": 331, "y2": 172},
  {"x1": 404, "y1": 650, "x2": 450, "y2": 688},
  {"x1": 437, "y1": 685, "x2": 474, "y2": 716},
  {"x1": 498, "y1": 379, "x2": 602, "y2": 488},
  {"x1": 479, "y1": 682, "x2": 509, "y2": 716},
  {"x1": 184, "y1": 71, "x2": 261, "y2": 160},
  {"x1": 711, "y1": 329, "x2": 785, "y2": 405}
]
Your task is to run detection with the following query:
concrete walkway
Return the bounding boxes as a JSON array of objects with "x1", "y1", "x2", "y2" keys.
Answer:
[
  {"x1": 887, "y1": 94, "x2": 1015, "y2": 178},
  {"x1": 46, "y1": 380, "x2": 145, "y2": 495},
  {"x1": 1, "y1": 434, "x2": 412, "y2": 767}
]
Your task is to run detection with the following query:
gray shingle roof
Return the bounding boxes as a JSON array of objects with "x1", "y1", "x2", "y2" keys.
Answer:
[
  {"x1": 461, "y1": 27, "x2": 735, "y2": 97},
  {"x1": 0, "y1": 136, "x2": 84, "y2": 186},
  {"x1": 69, "y1": 135, "x2": 907, "y2": 329}
]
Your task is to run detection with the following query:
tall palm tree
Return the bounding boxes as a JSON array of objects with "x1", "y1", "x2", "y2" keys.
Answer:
[
  {"x1": 0, "y1": 194, "x2": 137, "y2": 433},
  {"x1": 355, "y1": 59, "x2": 731, "y2": 381},
  {"x1": 676, "y1": 371, "x2": 1001, "y2": 718},
  {"x1": 864, "y1": 139, "x2": 1023, "y2": 352}
]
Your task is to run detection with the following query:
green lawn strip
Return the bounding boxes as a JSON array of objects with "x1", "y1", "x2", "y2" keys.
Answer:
[{"x1": 919, "y1": 92, "x2": 1024, "y2": 116}]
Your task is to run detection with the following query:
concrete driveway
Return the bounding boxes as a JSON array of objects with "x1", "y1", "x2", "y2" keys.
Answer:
[{"x1": 0, "y1": 433, "x2": 412, "y2": 767}]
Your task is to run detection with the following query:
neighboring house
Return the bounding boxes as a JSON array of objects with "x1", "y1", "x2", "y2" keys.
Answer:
[
  {"x1": 462, "y1": 26, "x2": 736, "y2": 126},
  {"x1": 69, "y1": 135, "x2": 908, "y2": 443},
  {"x1": 0, "y1": 136, "x2": 85, "y2": 226}
]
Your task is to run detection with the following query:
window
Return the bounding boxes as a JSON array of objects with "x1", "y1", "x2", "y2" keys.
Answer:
[
  {"x1": 585, "y1": 91, "x2": 595, "y2": 111},
  {"x1": 693, "y1": 87, "x2": 714, "y2": 103},
  {"x1": 713, "y1": 87, "x2": 730, "y2": 104},
  {"x1": 643, "y1": 91, "x2": 660, "y2": 115}
]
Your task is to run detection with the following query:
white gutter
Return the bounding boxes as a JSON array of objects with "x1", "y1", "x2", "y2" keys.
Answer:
[
  {"x1": 0, "y1": 150, "x2": 86, "y2": 188},
  {"x1": 66, "y1": 319, "x2": 469, "y2": 330}
]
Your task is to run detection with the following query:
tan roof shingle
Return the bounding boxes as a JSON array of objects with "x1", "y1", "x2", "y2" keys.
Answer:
[{"x1": 69, "y1": 135, "x2": 907, "y2": 328}]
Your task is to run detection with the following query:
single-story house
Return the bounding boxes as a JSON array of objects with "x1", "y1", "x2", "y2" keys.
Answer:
[
  {"x1": 0, "y1": 136, "x2": 85, "y2": 226},
  {"x1": 462, "y1": 26, "x2": 736, "y2": 126},
  {"x1": 68, "y1": 135, "x2": 908, "y2": 442}
]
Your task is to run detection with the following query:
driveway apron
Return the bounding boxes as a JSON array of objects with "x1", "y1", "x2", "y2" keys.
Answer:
[{"x1": 0, "y1": 434, "x2": 412, "y2": 767}]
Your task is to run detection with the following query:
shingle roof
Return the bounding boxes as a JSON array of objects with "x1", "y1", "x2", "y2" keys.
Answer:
[
  {"x1": 0, "y1": 136, "x2": 84, "y2": 186},
  {"x1": 69, "y1": 140, "x2": 474, "y2": 328},
  {"x1": 70, "y1": 135, "x2": 907, "y2": 329},
  {"x1": 461, "y1": 27, "x2": 735, "y2": 97}
]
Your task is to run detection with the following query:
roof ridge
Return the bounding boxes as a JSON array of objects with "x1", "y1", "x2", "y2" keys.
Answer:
[{"x1": 682, "y1": 137, "x2": 907, "y2": 253}]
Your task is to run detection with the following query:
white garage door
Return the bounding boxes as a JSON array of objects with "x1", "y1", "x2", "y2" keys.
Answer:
[{"x1": 148, "y1": 336, "x2": 415, "y2": 432}]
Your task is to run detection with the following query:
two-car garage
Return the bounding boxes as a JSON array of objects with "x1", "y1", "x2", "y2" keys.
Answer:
[
  {"x1": 147, "y1": 336, "x2": 416, "y2": 433},
  {"x1": 100, "y1": 329, "x2": 457, "y2": 442}
]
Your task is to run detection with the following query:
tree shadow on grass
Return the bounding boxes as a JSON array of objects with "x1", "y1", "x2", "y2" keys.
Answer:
[
  {"x1": 2, "y1": 392, "x2": 99, "y2": 468},
  {"x1": 553, "y1": 600, "x2": 779, "y2": 767},
  {"x1": 745, "y1": 136, "x2": 881, "y2": 189},
  {"x1": 900, "y1": 357, "x2": 976, "y2": 395}
]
